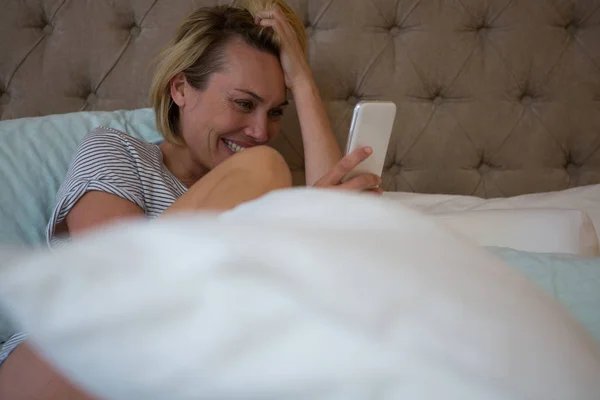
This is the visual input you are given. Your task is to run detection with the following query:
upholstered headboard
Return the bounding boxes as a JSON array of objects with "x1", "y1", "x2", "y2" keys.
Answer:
[{"x1": 1, "y1": 0, "x2": 599, "y2": 196}]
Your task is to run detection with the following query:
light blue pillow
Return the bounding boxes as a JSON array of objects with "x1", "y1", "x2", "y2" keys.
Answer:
[
  {"x1": 0, "y1": 108, "x2": 162, "y2": 247},
  {"x1": 487, "y1": 247, "x2": 600, "y2": 343}
]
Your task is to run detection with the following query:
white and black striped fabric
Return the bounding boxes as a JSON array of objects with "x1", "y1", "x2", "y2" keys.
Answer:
[
  {"x1": 0, "y1": 332, "x2": 28, "y2": 364},
  {"x1": 47, "y1": 126, "x2": 187, "y2": 247},
  {"x1": 0, "y1": 126, "x2": 187, "y2": 366}
]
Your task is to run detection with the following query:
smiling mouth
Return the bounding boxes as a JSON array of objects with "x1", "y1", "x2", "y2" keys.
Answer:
[{"x1": 222, "y1": 138, "x2": 249, "y2": 153}]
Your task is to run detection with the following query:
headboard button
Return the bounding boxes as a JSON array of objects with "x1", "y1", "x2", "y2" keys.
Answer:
[
  {"x1": 566, "y1": 162, "x2": 579, "y2": 177},
  {"x1": 347, "y1": 95, "x2": 359, "y2": 106},
  {"x1": 469, "y1": 17, "x2": 489, "y2": 32},
  {"x1": 565, "y1": 22, "x2": 578, "y2": 36},
  {"x1": 86, "y1": 92, "x2": 98, "y2": 105},
  {"x1": 43, "y1": 24, "x2": 54, "y2": 35},
  {"x1": 564, "y1": 152, "x2": 578, "y2": 170},
  {"x1": 519, "y1": 87, "x2": 536, "y2": 105},
  {"x1": 130, "y1": 25, "x2": 141, "y2": 38},
  {"x1": 389, "y1": 26, "x2": 401, "y2": 36},
  {"x1": 478, "y1": 158, "x2": 491, "y2": 173}
]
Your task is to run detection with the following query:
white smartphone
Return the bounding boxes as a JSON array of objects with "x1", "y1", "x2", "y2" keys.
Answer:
[{"x1": 342, "y1": 101, "x2": 397, "y2": 183}]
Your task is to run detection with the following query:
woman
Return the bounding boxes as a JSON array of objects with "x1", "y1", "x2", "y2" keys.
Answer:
[{"x1": 0, "y1": 0, "x2": 380, "y2": 398}]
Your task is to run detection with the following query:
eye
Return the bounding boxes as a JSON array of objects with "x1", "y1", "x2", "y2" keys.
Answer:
[
  {"x1": 235, "y1": 100, "x2": 253, "y2": 112},
  {"x1": 268, "y1": 108, "x2": 284, "y2": 119}
]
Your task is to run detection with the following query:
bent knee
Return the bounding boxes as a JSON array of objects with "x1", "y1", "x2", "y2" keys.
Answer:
[{"x1": 232, "y1": 146, "x2": 292, "y2": 188}]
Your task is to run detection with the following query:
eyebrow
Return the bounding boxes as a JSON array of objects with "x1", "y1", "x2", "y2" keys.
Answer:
[{"x1": 234, "y1": 88, "x2": 288, "y2": 107}]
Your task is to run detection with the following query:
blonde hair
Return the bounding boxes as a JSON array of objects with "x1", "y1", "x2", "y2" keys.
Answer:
[{"x1": 150, "y1": 0, "x2": 308, "y2": 145}]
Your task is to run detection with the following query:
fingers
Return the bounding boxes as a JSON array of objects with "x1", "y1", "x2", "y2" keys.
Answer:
[
  {"x1": 254, "y1": 6, "x2": 310, "y2": 91},
  {"x1": 255, "y1": 7, "x2": 293, "y2": 37},
  {"x1": 254, "y1": 7, "x2": 284, "y2": 24},
  {"x1": 256, "y1": 17, "x2": 282, "y2": 32},
  {"x1": 314, "y1": 146, "x2": 373, "y2": 186},
  {"x1": 365, "y1": 187, "x2": 384, "y2": 196},
  {"x1": 312, "y1": 145, "x2": 383, "y2": 192},
  {"x1": 323, "y1": 146, "x2": 373, "y2": 185},
  {"x1": 337, "y1": 173, "x2": 381, "y2": 191}
]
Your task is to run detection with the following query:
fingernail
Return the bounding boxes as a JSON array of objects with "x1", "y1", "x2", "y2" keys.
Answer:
[{"x1": 364, "y1": 146, "x2": 372, "y2": 154}]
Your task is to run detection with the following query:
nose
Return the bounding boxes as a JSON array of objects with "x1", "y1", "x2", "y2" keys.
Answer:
[{"x1": 244, "y1": 113, "x2": 269, "y2": 144}]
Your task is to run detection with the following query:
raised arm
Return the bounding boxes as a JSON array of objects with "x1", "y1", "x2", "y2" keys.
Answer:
[
  {"x1": 255, "y1": 7, "x2": 341, "y2": 185},
  {"x1": 256, "y1": 7, "x2": 381, "y2": 192}
]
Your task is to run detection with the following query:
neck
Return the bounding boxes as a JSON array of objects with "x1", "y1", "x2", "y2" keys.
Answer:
[{"x1": 159, "y1": 141, "x2": 208, "y2": 188}]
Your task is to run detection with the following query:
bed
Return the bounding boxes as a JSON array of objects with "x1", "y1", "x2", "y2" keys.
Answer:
[
  {"x1": 1, "y1": 0, "x2": 600, "y2": 241},
  {"x1": 0, "y1": 0, "x2": 599, "y2": 399}
]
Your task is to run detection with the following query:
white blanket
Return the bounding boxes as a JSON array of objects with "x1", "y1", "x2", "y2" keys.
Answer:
[{"x1": 0, "y1": 188, "x2": 599, "y2": 400}]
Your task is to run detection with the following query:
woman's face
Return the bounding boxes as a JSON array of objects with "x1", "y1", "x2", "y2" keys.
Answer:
[{"x1": 171, "y1": 37, "x2": 287, "y2": 171}]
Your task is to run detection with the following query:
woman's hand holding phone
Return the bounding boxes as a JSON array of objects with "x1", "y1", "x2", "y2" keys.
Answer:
[{"x1": 313, "y1": 146, "x2": 383, "y2": 194}]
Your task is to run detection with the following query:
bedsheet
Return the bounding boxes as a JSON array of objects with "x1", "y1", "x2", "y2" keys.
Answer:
[{"x1": 488, "y1": 247, "x2": 600, "y2": 342}]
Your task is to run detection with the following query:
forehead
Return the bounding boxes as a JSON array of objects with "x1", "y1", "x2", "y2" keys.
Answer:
[{"x1": 211, "y1": 38, "x2": 285, "y2": 100}]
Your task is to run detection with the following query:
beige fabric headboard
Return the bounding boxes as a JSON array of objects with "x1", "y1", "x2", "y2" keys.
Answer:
[{"x1": 1, "y1": 0, "x2": 599, "y2": 197}]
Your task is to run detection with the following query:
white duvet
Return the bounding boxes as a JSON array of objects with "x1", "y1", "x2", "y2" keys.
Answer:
[{"x1": 0, "y1": 188, "x2": 599, "y2": 400}]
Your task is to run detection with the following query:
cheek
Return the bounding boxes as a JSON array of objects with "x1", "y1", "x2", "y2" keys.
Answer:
[
  {"x1": 180, "y1": 109, "x2": 205, "y2": 145},
  {"x1": 180, "y1": 100, "x2": 227, "y2": 142},
  {"x1": 179, "y1": 94, "x2": 204, "y2": 129},
  {"x1": 209, "y1": 101, "x2": 248, "y2": 133}
]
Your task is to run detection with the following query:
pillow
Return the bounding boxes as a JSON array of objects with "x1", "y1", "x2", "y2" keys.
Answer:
[
  {"x1": 384, "y1": 184, "x2": 600, "y2": 240},
  {"x1": 1, "y1": 189, "x2": 599, "y2": 400},
  {"x1": 0, "y1": 108, "x2": 161, "y2": 246},
  {"x1": 487, "y1": 246, "x2": 600, "y2": 343},
  {"x1": 433, "y1": 208, "x2": 599, "y2": 257}
]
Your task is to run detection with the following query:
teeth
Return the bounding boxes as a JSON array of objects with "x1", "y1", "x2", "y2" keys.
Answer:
[{"x1": 224, "y1": 139, "x2": 245, "y2": 153}]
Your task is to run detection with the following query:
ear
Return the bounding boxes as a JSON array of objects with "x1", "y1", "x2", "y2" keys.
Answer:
[{"x1": 170, "y1": 72, "x2": 187, "y2": 107}]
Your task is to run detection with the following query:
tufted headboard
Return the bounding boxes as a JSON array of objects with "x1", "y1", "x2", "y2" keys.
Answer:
[{"x1": 1, "y1": 0, "x2": 599, "y2": 197}]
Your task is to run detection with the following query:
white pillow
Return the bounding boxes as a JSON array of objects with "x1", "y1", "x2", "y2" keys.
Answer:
[
  {"x1": 433, "y1": 209, "x2": 599, "y2": 257},
  {"x1": 1, "y1": 189, "x2": 599, "y2": 400},
  {"x1": 384, "y1": 184, "x2": 600, "y2": 237}
]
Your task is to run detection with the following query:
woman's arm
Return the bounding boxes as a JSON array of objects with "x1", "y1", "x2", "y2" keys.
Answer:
[
  {"x1": 65, "y1": 192, "x2": 144, "y2": 237},
  {"x1": 0, "y1": 343, "x2": 97, "y2": 400},
  {"x1": 255, "y1": 8, "x2": 343, "y2": 186},
  {"x1": 290, "y1": 78, "x2": 342, "y2": 186}
]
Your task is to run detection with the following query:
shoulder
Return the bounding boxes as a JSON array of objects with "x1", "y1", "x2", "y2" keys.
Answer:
[
  {"x1": 78, "y1": 127, "x2": 158, "y2": 155},
  {"x1": 72, "y1": 127, "x2": 162, "y2": 168}
]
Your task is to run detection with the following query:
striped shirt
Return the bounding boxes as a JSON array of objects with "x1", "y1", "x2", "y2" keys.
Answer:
[
  {"x1": 0, "y1": 126, "x2": 187, "y2": 365},
  {"x1": 47, "y1": 126, "x2": 187, "y2": 246}
]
